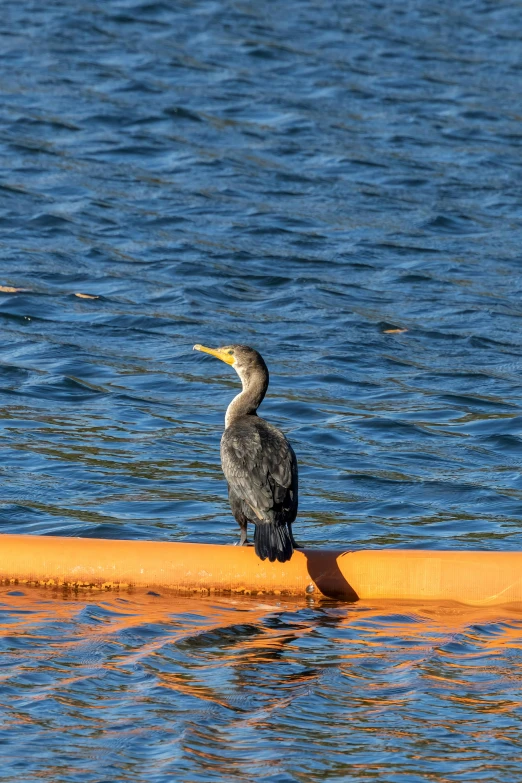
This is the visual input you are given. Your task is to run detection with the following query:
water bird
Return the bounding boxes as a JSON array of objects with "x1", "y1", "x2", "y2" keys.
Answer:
[{"x1": 193, "y1": 344, "x2": 298, "y2": 563}]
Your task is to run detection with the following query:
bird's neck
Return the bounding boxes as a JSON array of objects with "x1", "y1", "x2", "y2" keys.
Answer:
[{"x1": 225, "y1": 368, "x2": 269, "y2": 429}]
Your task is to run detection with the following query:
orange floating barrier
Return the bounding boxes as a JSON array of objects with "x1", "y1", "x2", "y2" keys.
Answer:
[{"x1": 1, "y1": 534, "x2": 522, "y2": 606}]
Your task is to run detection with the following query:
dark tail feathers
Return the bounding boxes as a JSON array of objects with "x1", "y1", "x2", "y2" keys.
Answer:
[{"x1": 254, "y1": 523, "x2": 293, "y2": 563}]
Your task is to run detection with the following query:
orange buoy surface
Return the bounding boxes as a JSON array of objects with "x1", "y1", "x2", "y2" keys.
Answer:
[{"x1": 1, "y1": 534, "x2": 522, "y2": 606}]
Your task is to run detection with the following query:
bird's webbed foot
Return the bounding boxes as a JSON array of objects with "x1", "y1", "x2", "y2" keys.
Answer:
[{"x1": 235, "y1": 527, "x2": 250, "y2": 547}]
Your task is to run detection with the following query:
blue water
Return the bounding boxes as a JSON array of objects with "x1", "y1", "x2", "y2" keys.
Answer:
[{"x1": 1, "y1": 0, "x2": 522, "y2": 779}]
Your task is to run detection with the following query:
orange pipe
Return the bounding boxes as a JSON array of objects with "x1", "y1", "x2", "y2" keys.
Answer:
[{"x1": 1, "y1": 535, "x2": 522, "y2": 606}]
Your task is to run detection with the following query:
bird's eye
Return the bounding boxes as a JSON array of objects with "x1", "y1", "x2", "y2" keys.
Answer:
[{"x1": 228, "y1": 350, "x2": 234, "y2": 355}]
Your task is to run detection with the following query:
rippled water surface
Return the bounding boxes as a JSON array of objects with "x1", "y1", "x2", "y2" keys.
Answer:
[{"x1": 1, "y1": 0, "x2": 522, "y2": 779}]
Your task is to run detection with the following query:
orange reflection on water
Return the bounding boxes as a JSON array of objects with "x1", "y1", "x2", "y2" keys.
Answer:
[
  {"x1": 0, "y1": 586, "x2": 281, "y2": 631},
  {"x1": 3, "y1": 588, "x2": 522, "y2": 725}
]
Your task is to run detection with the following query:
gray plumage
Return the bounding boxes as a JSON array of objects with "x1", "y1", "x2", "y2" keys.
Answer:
[
  {"x1": 193, "y1": 343, "x2": 298, "y2": 563},
  {"x1": 222, "y1": 416, "x2": 298, "y2": 562}
]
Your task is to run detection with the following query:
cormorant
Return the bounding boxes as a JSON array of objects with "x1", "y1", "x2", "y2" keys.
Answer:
[{"x1": 193, "y1": 344, "x2": 298, "y2": 563}]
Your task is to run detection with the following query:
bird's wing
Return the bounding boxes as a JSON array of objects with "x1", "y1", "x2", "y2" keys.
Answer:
[{"x1": 221, "y1": 420, "x2": 296, "y2": 521}]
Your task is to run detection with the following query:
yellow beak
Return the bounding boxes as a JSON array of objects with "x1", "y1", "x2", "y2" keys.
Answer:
[{"x1": 193, "y1": 344, "x2": 235, "y2": 365}]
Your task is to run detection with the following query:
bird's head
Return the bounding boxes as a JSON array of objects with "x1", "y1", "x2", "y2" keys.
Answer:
[{"x1": 193, "y1": 344, "x2": 268, "y2": 386}]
